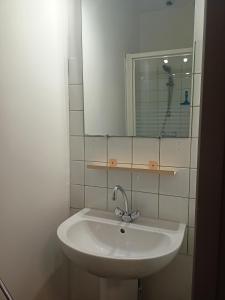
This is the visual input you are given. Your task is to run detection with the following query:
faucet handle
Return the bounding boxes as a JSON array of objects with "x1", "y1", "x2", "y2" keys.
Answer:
[
  {"x1": 114, "y1": 207, "x2": 124, "y2": 217},
  {"x1": 131, "y1": 210, "x2": 140, "y2": 221}
]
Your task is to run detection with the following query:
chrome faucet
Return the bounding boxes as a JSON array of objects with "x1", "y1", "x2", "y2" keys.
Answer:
[{"x1": 112, "y1": 185, "x2": 140, "y2": 223}]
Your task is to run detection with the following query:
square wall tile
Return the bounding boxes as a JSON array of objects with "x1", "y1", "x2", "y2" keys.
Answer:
[
  {"x1": 132, "y1": 191, "x2": 158, "y2": 218},
  {"x1": 188, "y1": 227, "x2": 195, "y2": 256},
  {"x1": 190, "y1": 169, "x2": 197, "y2": 198},
  {"x1": 68, "y1": 57, "x2": 83, "y2": 85},
  {"x1": 85, "y1": 186, "x2": 107, "y2": 210},
  {"x1": 71, "y1": 161, "x2": 84, "y2": 185},
  {"x1": 85, "y1": 162, "x2": 107, "y2": 187},
  {"x1": 108, "y1": 137, "x2": 132, "y2": 163},
  {"x1": 85, "y1": 137, "x2": 107, "y2": 162},
  {"x1": 132, "y1": 172, "x2": 159, "y2": 194},
  {"x1": 160, "y1": 168, "x2": 189, "y2": 198},
  {"x1": 108, "y1": 169, "x2": 131, "y2": 190},
  {"x1": 192, "y1": 74, "x2": 202, "y2": 106},
  {"x1": 192, "y1": 107, "x2": 200, "y2": 138},
  {"x1": 70, "y1": 111, "x2": 84, "y2": 136},
  {"x1": 159, "y1": 195, "x2": 189, "y2": 223},
  {"x1": 160, "y1": 139, "x2": 191, "y2": 168},
  {"x1": 108, "y1": 189, "x2": 131, "y2": 213},
  {"x1": 71, "y1": 185, "x2": 84, "y2": 209},
  {"x1": 133, "y1": 138, "x2": 159, "y2": 165},
  {"x1": 69, "y1": 85, "x2": 83, "y2": 111},
  {"x1": 191, "y1": 138, "x2": 199, "y2": 168},
  {"x1": 189, "y1": 199, "x2": 196, "y2": 227},
  {"x1": 70, "y1": 136, "x2": 84, "y2": 161}
]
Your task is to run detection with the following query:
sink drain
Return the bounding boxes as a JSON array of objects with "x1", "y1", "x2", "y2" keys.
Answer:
[{"x1": 120, "y1": 228, "x2": 125, "y2": 234}]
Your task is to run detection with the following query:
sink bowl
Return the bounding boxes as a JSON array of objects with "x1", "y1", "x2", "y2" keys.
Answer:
[{"x1": 57, "y1": 208, "x2": 186, "y2": 279}]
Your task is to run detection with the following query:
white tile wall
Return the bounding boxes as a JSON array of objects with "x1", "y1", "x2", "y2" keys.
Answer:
[
  {"x1": 159, "y1": 195, "x2": 189, "y2": 223},
  {"x1": 133, "y1": 138, "x2": 159, "y2": 164},
  {"x1": 85, "y1": 186, "x2": 107, "y2": 210},
  {"x1": 159, "y1": 168, "x2": 189, "y2": 198},
  {"x1": 132, "y1": 191, "x2": 158, "y2": 218},
  {"x1": 71, "y1": 161, "x2": 84, "y2": 185},
  {"x1": 69, "y1": 85, "x2": 84, "y2": 111},
  {"x1": 71, "y1": 185, "x2": 84, "y2": 209},
  {"x1": 85, "y1": 137, "x2": 107, "y2": 162},
  {"x1": 108, "y1": 137, "x2": 132, "y2": 163},
  {"x1": 70, "y1": 136, "x2": 84, "y2": 161},
  {"x1": 85, "y1": 162, "x2": 107, "y2": 187},
  {"x1": 69, "y1": 111, "x2": 84, "y2": 136},
  {"x1": 132, "y1": 172, "x2": 159, "y2": 193},
  {"x1": 108, "y1": 168, "x2": 131, "y2": 190},
  {"x1": 160, "y1": 139, "x2": 191, "y2": 167}
]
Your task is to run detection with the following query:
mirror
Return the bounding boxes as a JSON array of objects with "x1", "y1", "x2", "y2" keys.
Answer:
[{"x1": 82, "y1": 0, "x2": 195, "y2": 137}]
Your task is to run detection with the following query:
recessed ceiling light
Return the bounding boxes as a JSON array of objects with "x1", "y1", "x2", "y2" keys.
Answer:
[
  {"x1": 185, "y1": 72, "x2": 190, "y2": 75},
  {"x1": 183, "y1": 57, "x2": 188, "y2": 63},
  {"x1": 163, "y1": 59, "x2": 169, "y2": 64}
]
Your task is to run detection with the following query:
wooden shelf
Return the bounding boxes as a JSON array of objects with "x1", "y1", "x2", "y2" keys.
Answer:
[{"x1": 87, "y1": 163, "x2": 176, "y2": 176}]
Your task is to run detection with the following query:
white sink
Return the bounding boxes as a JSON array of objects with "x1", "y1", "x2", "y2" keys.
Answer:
[{"x1": 57, "y1": 208, "x2": 185, "y2": 279}]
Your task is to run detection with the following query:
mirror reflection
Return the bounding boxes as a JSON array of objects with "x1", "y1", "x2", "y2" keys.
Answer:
[{"x1": 82, "y1": 0, "x2": 195, "y2": 137}]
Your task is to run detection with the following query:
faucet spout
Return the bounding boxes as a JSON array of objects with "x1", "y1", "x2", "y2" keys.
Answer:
[
  {"x1": 112, "y1": 185, "x2": 129, "y2": 215},
  {"x1": 112, "y1": 185, "x2": 140, "y2": 223}
]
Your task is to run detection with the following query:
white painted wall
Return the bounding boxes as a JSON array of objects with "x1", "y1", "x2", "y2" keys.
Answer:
[{"x1": 0, "y1": 1, "x2": 70, "y2": 300}]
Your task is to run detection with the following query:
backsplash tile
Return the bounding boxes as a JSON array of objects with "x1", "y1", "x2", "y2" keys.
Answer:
[
  {"x1": 132, "y1": 191, "x2": 158, "y2": 218},
  {"x1": 85, "y1": 137, "x2": 107, "y2": 162},
  {"x1": 71, "y1": 185, "x2": 85, "y2": 209},
  {"x1": 70, "y1": 111, "x2": 84, "y2": 136},
  {"x1": 108, "y1": 137, "x2": 132, "y2": 163},
  {"x1": 85, "y1": 162, "x2": 107, "y2": 187},
  {"x1": 108, "y1": 169, "x2": 131, "y2": 190},
  {"x1": 159, "y1": 195, "x2": 189, "y2": 223},
  {"x1": 159, "y1": 168, "x2": 190, "y2": 198},
  {"x1": 70, "y1": 136, "x2": 84, "y2": 161},
  {"x1": 132, "y1": 172, "x2": 159, "y2": 193},
  {"x1": 71, "y1": 161, "x2": 84, "y2": 185},
  {"x1": 160, "y1": 139, "x2": 191, "y2": 168},
  {"x1": 69, "y1": 84, "x2": 84, "y2": 111},
  {"x1": 133, "y1": 138, "x2": 159, "y2": 165},
  {"x1": 85, "y1": 186, "x2": 107, "y2": 210}
]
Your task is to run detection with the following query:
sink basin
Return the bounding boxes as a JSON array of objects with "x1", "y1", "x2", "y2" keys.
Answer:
[{"x1": 57, "y1": 208, "x2": 186, "y2": 279}]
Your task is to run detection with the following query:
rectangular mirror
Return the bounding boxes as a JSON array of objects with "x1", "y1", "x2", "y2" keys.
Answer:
[{"x1": 82, "y1": 0, "x2": 195, "y2": 137}]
